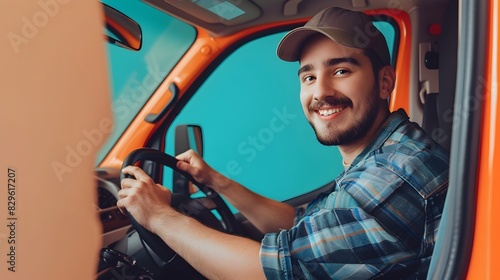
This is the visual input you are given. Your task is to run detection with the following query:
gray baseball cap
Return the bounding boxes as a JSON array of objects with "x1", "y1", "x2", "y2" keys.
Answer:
[{"x1": 277, "y1": 7, "x2": 390, "y2": 65}]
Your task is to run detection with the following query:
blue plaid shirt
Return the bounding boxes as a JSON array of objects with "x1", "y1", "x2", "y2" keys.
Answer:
[{"x1": 260, "y1": 109, "x2": 449, "y2": 279}]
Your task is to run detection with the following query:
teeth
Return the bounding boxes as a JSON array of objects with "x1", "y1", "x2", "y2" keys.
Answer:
[{"x1": 318, "y1": 107, "x2": 344, "y2": 116}]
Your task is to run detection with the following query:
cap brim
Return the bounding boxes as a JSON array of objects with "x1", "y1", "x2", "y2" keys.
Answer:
[{"x1": 276, "y1": 26, "x2": 360, "y2": 62}]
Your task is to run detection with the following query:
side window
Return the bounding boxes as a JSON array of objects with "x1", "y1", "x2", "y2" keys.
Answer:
[
  {"x1": 373, "y1": 20, "x2": 396, "y2": 63},
  {"x1": 164, "y1": 21, "x2": 397, "y2": 203}
]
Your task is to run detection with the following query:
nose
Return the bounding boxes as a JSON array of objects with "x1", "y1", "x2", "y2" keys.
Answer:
[{"x1": 312, "y1": 75, "x2": 335, "y2": 100}]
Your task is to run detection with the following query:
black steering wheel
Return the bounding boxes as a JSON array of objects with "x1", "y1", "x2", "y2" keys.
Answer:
[{"x1": 120, "y1": 148, "x2": 240, "y2": 265}]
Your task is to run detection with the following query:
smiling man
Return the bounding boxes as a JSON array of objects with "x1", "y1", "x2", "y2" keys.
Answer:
[
  {"x1": 118, "y1": 7, "x2": 449, "y2": 279},
  {"x1": 297, "y1": 34, "x2": 391, "y2": 164}
]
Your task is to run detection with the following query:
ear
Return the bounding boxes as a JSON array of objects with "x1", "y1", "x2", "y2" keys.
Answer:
[{"x1": 378, "y1": 65, "x2": 396, "y2": 100}]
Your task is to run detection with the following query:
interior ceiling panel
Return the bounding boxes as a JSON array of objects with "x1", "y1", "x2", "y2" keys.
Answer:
[{"x1": 142, "y1": 0, "x2": 449, "y2": 36}]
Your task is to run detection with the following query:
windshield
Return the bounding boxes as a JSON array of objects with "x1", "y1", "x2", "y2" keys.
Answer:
[{"x1": 96, "y1": 0, "x2": 196, "y2": 164}]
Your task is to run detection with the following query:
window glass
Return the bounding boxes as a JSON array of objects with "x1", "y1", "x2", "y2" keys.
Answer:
[
  {"x1": 164, "y1": 20, "x2": 397, "y2": 204},
  {"x1": 373, "y1": 21, "x2": 396, "y2": 62},
  {"x1": 96, "y1": 0, "x2": 197, "y2": 164}
]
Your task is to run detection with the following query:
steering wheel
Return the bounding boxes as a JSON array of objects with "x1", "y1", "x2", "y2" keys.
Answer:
[{"x1": 120, "y1": 148, "x2": 240, "y2": 265}]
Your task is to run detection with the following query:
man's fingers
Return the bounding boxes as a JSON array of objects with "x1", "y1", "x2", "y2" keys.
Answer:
[
  {"x1": 122, "y1": 166, "x2": 155, "y2": 185},
  {"x1": 176, "y1": 160, "x2": 192, "y2": 172},
  {"x1": 117, "y1": 200, "x2": 126, "y2": 214},
  {"x1": 175, "y1": 149, "x2": 198, "y2": 163},
  {"x1": 117, "y1": 188, "x2": 129, "y2": 198},
  {"x1": 120, "y1": 177, "x2": 133, "y2": 189},
  {"x1": 116, "y1": 192, "x2": 129, "y2": 215}
]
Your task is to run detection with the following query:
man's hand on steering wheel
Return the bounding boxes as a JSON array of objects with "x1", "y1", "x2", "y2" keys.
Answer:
[
  {"x1": 116, "y1": 148, "x2": 241, "y2": 267},
  {"x1": 117, "y1": 166, "x2": 173, "y2": 233},
  {"x1": 175, "y1": 149, "x2": 228, "y2": 194}
]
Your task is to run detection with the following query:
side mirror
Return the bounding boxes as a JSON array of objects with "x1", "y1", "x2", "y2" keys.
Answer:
[
  {"x1": 173, "y1": 125, "x2": 203, "y2": 194},
  {"x1": 102, "y1": 3, "x2": 142, "y2": 51}
]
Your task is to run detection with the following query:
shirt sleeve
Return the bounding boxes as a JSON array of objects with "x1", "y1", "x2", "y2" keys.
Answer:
[{"x1": 259, "y1": 167, "x2": 427, "y2": 279}]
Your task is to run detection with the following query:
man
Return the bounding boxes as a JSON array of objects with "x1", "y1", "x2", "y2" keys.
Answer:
[{"x1": 117, "y1": 7, "x2": 449, "y2": 279}]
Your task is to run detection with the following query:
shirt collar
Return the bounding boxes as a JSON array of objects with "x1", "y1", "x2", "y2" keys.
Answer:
[{"x1": 349, "y1": 108, "x2": 409, "y2": 167}]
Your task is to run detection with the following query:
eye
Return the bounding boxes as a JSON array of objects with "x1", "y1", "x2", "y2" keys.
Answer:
[
  {"x1": 334, "y1": 69, "x2": 350, "y2": 75},
  {"x1": 301, "y1": 75, "x2": 316, "y2": 83}
]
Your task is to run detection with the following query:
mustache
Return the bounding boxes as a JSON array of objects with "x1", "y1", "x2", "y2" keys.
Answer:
[{"x1": 309, "y1": 96, "x2": 353, "y2": 111}]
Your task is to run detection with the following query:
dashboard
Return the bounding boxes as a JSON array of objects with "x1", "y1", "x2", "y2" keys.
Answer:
[
  {"x1": 95, "y1": 168, "x2": 132, "y2": 247},
  {"x1": 94, "y1": 168, "x2": 208, "y2": 279}
]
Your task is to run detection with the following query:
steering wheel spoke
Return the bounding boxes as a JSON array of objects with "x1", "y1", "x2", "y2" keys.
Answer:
[{"x1": 193, "y1": 197, "x2": 217, "y2": 211}]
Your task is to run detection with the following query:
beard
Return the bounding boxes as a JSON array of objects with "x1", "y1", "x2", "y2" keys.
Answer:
[{"x1": 308, "y1": 86, "x2": 381, "y2": 146}]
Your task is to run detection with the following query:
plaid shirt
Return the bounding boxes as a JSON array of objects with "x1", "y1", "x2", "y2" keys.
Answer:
[{"x1": 260, "y1": 109, "x2": 449, "y2": 279}]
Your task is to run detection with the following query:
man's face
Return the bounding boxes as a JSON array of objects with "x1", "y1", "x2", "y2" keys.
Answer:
[{"x1": 298, "y1": 35, "x2": 383, "y2": 146}]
